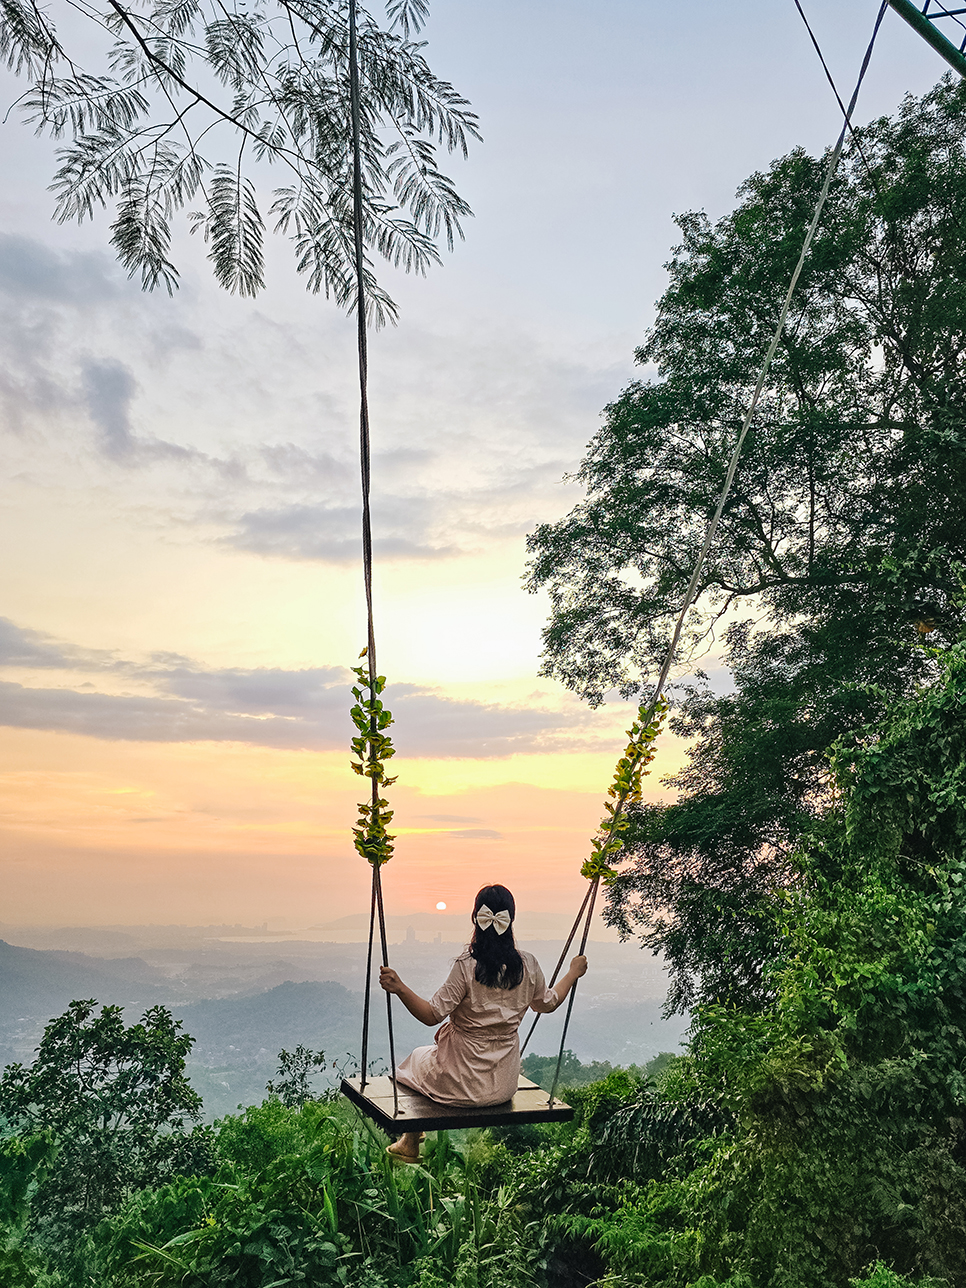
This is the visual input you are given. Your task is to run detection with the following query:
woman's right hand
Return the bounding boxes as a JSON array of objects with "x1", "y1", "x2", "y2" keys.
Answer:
[
  {"x1": 380, "y1": 966, "x2": 405, "y2": 994},
  {"x1": 571, "y1": 955, "x2": 588, "y2": 977}
]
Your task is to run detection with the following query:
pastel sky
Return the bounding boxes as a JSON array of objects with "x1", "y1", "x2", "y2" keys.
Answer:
[{"x1": 0, "y1": 1, "x2": 947, "y2": 927}]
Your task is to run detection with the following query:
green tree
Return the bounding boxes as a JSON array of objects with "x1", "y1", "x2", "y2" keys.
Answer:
[
  {"x1": 526, "y1": 78, "x2": 966, "y2": 1012},
  {"x1": 0, "y1": 1000, "x2": 212, "y2": 1253},
  {"x1": 521, "y1": 1049, "x2": 584, "y2": 1090},
  {"x1": 0, "y1": 0, "x2": 476, "y2": 311},
  {"x1": 562, "y1": 646, "x2": 966, "y2": 1286},
  {"x1": 0, "y1": 1135, "x2": 56, "y2": 1288},
  {"x1": 265, "y1": 1044, "x2": 327, "y2": 1107}
]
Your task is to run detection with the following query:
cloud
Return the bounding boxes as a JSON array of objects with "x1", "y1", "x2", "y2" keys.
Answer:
[
  {"x1": 0, "y1": 231, "x2": 614, "y2": 562},
  {"x1": 228, "y1": 501, "x2": 459, "y2": 562},
  {"x1": 0, "y1": 675, "x2": 598, "y2": 756},
  {"x1": 418, "y1": 813, "x2": 483, "y2": 824},
  {"x1": 0, "y1": 620, "x2": 614, "y2": 757},
  {"x1": 0, "y1": 680, "x2": 267, "y2": 743},
  {"x1": 0, "y1": 619, "x2": 71, "y2": 668},
  {"x1": 81, "y1": 359, "x2": 139, "y2": 460},
  {"x1": 0, "y1": 235, "x2": 122, "y2": 306},
  {"x1": 0, "y1": 618, "x2": 120, "y2": 671},
  {"x1": 0, "y1": 237, "x2": 127, "y2": 443},
  {"x1": 0, "y1": 235, "x2": 204, "y2": 462},
  {"x1": 78, "y1": 357, "x2": 207, "y2": 467},
  {"x1": 444, "y1": 829, "x2": 502, "y2": 840},
  {"x1": 155, "y1": 663, "x2": 349, "y2": 716},
  {"x1": 225, "y1": 459, "x2": 576, "y2": 563}
]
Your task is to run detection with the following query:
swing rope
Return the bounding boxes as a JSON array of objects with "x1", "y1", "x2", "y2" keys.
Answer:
[
  {"x1": 519, "y1": 883, "x2": 592, "y2": 1058},
  {"x1": 526, "y1": 0, "x2": 888, "y2": 1101},
  {"x1": 349, "y1": 0, "x2": 886, "y2": 1118},
  {"x1": 349, "y1": 0, "x2": 398, "y2": 1116}
]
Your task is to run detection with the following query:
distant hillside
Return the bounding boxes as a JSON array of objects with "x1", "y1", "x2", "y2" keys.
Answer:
[
  {"x1": 0, "y1": 939, "x2": 169, "y2": 1022},
  {"x1": 172, "y1": 979, "x2": 688, "y2": 1119},
  {"x1": 175, "y1": 979, "x2": 359, "y2": 1062},
  {"x1": 175, "y1": 980, "x2": 367, "y2": 1118},
  {"x1": 0, "y1": 938, "x2": 686, "y2": 1121},
  {"x1": 0, "y1": 938, "x2": 174, "y2": 1068}
]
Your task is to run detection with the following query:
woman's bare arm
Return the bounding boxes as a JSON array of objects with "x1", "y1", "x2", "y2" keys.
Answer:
[
  {"x1": 379, "y1": 966, "x2": 437, "y2": 1026},
  {"x1": 540, "y1": 954, "x2": 588, "y2": 1010}
]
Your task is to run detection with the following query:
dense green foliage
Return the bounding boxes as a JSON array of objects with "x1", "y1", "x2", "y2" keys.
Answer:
[
  {"x1": 526, "y1": 78, "x2": 966, "y2": 1014},
  {"x1": 2, "y1": 644, "x2": 965, "y2": 1285},
  {"x1": 570, "y1": 643, "x2": 966, "y2": 1285},
  {"x1": 0, "y1": 1001, "x2": 213, "y2": 1261}
]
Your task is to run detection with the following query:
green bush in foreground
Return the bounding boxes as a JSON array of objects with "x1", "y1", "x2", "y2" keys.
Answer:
[{"x1": 93, "y1": 1100, "x2": 551, "y2": 1288}]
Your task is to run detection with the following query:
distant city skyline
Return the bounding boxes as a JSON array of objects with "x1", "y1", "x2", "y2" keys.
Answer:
[{"x1": 0, "y1": 0, "x2": 950, "y2": 925}]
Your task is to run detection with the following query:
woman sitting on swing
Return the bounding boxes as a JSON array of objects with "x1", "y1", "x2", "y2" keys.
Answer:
[{"x1": 379, "y1": 882, "x2": 588, "y2": 1162}]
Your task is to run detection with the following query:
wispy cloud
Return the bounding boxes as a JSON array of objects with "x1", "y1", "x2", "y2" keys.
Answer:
[
  {"x1": 0, "y1": 618, "x2": 615, "y2": 758},
  {"x1": 0, "y1": 618, "x2": 71, "y2": 668},
  {"x1": 418, "y1": 813, "x2": 483, "y2": 824},
  {"x1": 0, "y1": 233, "x2": 611, "y2": 563},
  {"x1": 81, "y1": 359, "x2": 139, "y2": 460},
  {"x1": 0, "y1": 234, "x2": 122, "y2": 306},
  {"x1": 0, "y1": 235, "x2": 207, "y2": 464},
  {"x1": 228, "y1": 500, "x2": 460, "y2": 562}
]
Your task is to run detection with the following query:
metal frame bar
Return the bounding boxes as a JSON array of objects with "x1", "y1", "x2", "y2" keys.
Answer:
[{"x1": 887, "y1": 0, "x2": 966, "y2": 74}]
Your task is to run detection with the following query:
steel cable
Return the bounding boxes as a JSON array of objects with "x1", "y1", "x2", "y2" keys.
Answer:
[{"x1": 528, "y1": 1, "x2": 888, "y2": 1092}]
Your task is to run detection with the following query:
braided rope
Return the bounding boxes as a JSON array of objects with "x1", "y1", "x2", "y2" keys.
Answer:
[{"x1": 349, "y1": 0, "x2": 398, "y2": 1117}]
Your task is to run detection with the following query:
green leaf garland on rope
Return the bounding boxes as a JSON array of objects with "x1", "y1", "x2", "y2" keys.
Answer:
[
  {"x1": 581, "y1": 697, "x2": 669, "y2": 884},
  {"x1": 349, "y1": 649, "x2": 397, "y2": 866}
]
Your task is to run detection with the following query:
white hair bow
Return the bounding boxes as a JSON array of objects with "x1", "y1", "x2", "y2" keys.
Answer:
[{"x1": 475, "y1": 905, "x2": 512, "y2": 935}]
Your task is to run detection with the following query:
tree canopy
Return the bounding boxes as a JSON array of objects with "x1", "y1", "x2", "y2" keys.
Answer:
[
  {"x1": 526, "y1": 78, "x2": 966, "y2": 1011},
  {"x1": 570, "y1": 644, "x2": 966, "y2": 1285},
  {"x1": 0, "y1": 0, "x2": 477, "y2": 313},
  {"x1": 0, "y1": 1001, "x2": 210, "y2": 1251}
]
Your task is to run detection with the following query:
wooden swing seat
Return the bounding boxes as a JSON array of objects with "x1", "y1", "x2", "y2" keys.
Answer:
[{"x1": 341, "y1": 1074, "x2": 573, "y2": 1133}]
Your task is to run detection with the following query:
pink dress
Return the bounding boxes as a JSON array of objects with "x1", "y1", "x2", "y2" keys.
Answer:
[{"x1": 395, "y1": 949, "x2": 560, "y2": 1107}]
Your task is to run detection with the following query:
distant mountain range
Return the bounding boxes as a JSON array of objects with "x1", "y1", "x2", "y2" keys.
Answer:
[
  {"x1": 0, "y1": 938, "x2": 168, "y2": 1074},
  {"x1": 0, "y1": 933, "x2": 687, "y2": 1120},
  {"x1": 0, "y1": 938, "x2": 168, "y2": 1023},
  {"x1": 173, "y1": 979, "x2": 365, "y2": 1117}
]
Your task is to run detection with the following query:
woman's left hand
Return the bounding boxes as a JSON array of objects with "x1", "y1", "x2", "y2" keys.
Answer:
[{"x1": 380, "y1": 966, "x2": 405, "y2": 994}]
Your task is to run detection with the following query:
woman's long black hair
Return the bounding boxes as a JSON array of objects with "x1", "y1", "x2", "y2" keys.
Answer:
[{"x1": 469, "y1": 884, "x2": 524, "y2": 989}]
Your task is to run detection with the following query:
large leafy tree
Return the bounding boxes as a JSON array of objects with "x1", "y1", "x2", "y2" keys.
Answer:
[
  {"x1": 567, "y1": 646, "x2": 966, "y2": 1287},
  {"x1": 0, "y1": 0, "x2": 476, "y2": 313},
  {"x1": 0, "y1": 1001, "x2": 211, "y2": 1251},
  {"x1": 526, "y1": 78, "x2": 966, "y2": 1012}
]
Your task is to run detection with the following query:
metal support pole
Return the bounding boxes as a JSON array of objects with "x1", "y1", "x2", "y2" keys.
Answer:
[{"x1": 887, "y1": 0, "x2": 966, "y2": 76}]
